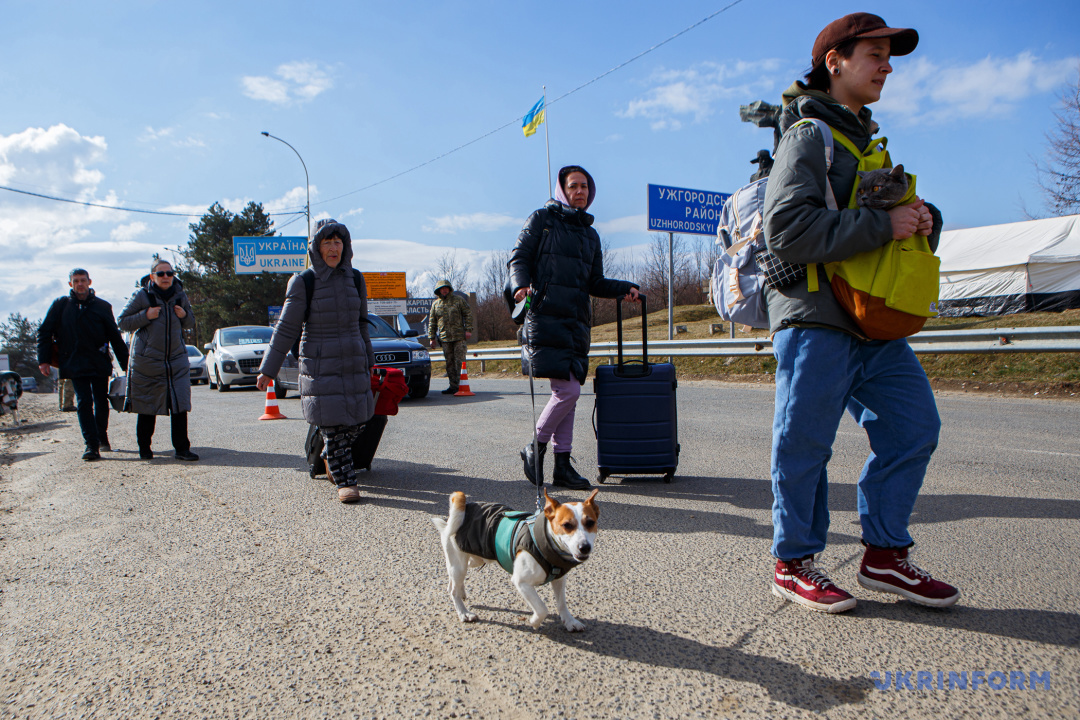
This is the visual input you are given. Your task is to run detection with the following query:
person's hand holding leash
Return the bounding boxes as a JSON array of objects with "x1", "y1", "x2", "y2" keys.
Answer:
[{"x1": 256, "y1": 373, "x2": 271, "y2": 392}]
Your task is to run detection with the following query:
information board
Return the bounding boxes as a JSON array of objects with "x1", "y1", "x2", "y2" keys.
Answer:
[{"x1": 363, "y1": 272, "x2": 407, "y2": 299}]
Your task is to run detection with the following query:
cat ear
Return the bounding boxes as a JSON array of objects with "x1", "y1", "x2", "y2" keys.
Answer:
[
  {"x1": 891, "y1": 164, "x2": 905, "y2": 177},
  {"x1": 857, "y1": 170, "x2": 868, "y2": 178}
]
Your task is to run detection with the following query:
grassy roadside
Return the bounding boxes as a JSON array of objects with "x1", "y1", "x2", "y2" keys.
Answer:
[{"x1": 440, "y1": 305, "x2": 1080, "y2": 400}]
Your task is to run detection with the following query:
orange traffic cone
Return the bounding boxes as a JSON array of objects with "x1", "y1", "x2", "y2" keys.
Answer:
[
  {"x1": 454, "y1": 361, "x2": 475, "y2": 396},
  {"x1": 259, "y1": 379, "x2": 287, "y2": 420}
]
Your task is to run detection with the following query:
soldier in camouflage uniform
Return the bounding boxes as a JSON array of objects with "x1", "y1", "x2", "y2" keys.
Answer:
[{"x1": 427, "y1": 279, "x2": 473, "y2": 394}]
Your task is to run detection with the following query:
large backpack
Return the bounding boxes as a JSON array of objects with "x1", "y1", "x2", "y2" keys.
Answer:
[{"x1": 711, "y1": 118, "x2": 835, "y2": 329}]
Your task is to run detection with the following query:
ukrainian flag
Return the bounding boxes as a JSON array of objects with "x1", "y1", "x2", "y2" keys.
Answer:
[{"x1": 522, "y1": 97, "x2": 545, "y2": 138}]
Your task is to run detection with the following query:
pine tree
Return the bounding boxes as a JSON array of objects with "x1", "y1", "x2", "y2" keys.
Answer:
[{"x1": 174, "y1": 202, "x2": 291, "y2": 345}]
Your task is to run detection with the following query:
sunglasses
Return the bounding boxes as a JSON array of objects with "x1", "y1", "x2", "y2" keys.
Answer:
[{"x1": 154, "y1": 271, "x2": 175, "y2": 278}]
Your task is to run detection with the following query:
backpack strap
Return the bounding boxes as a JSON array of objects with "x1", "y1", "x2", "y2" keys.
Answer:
[
  {"x1": 790, "y1": 118, "x2": 838, "y2": 292},
  {"x1": 291, "y1": 268, "x2": 368, "y2": 358}
]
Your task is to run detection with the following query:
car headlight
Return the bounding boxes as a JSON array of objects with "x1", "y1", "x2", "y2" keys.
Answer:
[
  {"x1": 411, "y1": 349, "x2": 429, "y2": 362},
  {"x1": 218, "y1": 351, "x2": 234, "y2": 362}
]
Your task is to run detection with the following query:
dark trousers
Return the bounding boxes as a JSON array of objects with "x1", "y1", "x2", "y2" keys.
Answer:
[
  {"x1": 72, "y1": 377, "x2": 109, "y2": 450},
  {"x1": 137, "y1": 412, "x2": 190, "y2": 454}
]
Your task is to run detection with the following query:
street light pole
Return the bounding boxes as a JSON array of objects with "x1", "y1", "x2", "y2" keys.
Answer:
[{"x1": 261, "y1": 131, "x2": 311, "y2": 242}]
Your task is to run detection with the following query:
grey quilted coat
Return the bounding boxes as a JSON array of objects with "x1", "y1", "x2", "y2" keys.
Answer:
[
  {"x1": 258, "y1": 223, "x2": 376, "y2": 427},
  {"x1": 118, "y1": 278, "x2": 196, "y2": 415}
]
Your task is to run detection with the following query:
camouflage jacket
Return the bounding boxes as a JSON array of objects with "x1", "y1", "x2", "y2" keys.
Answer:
[{"x1": 428, "y1": 294, "x2": 473, "y2": 342}]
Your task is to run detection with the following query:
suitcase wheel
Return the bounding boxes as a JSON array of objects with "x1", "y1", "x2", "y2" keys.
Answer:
[
  {"x1": 597, "y1": 470, "x2": 608, "y2": 484},
  {"x1": 663, "y1": 472, "x2": 674, "y2": 484}
]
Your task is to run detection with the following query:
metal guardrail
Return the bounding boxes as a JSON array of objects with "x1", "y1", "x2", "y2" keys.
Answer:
[{"x1": 428, "y1": 326, "x2": 1080, "y2": 367}]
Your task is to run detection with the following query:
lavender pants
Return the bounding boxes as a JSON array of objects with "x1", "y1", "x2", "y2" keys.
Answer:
[{"x1": 535, "y1": 378, "x2": 581, "y2": 453}]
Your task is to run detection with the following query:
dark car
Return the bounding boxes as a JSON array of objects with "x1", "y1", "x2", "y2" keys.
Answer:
[{"x1": 277, "y1": 313, "x2": 431, "y2": 399}]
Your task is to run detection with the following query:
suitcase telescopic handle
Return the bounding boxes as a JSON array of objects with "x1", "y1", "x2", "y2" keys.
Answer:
[{"x1": 615, "y1": 294, "x2": 648, "y2": 370}]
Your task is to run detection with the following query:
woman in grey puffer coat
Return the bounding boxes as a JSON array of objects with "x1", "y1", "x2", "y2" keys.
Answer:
[
  {"x1": 257, "y1": 219, "x2": 375, "y2": 503},
  {"x1": 118, "y1": 259, "x2": 198, "y2": 461}
]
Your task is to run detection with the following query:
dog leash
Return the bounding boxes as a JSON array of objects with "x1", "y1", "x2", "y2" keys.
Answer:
[{"x1": 521, "y1": 294, "x2": 544, "y2": 512}]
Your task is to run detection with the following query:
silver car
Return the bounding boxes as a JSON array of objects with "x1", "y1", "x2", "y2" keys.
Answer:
[
  {"x1": 204, "y1": 325, "x2": 274, "y2": 393},
  {"x1": 186, "y1": 345, "x2": 208, "y2": 385}
]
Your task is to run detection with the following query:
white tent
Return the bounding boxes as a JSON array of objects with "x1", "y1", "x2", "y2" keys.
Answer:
[{"x1": 936, "y1": 214, "x2": 1080, "y2": 316}]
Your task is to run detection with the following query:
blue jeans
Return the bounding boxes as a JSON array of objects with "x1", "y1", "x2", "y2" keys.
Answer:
[{"x1": 770, "y1": 327, "x2": 940, "y2": 560}]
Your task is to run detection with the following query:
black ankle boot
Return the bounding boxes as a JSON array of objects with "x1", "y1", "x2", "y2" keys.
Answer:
[
  {"x1": 552, "y1": 452, "x2": 591, "y2": 490},
  {"x1": 521, "y1": 441, "x2": 547, "y2": 486}
]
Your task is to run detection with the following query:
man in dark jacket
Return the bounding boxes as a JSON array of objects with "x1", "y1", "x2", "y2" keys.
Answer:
[{"x1": 38, "y1": 268, "x2": 129, "y2": 461}]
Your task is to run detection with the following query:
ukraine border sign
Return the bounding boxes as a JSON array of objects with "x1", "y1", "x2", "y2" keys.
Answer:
[
  {"x1": 647, "y1": 184, "x2": 730, "y2": 237},
  {"x1": 233, "y1": 236, "x2": 308, "y2": 274}
]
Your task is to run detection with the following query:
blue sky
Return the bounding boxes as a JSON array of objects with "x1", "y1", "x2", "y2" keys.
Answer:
[{"x1": 2, "y1": 0, "x2": 1078, "y2": 322}]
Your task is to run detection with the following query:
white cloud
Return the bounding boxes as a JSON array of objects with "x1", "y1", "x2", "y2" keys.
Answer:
[
  {"x1": 876, "y1": 52, "x2": 1080, "y2": 124},
  {"x1": 139, "y1": 126, "x2": 174, "y2": 142},
  {"x1": 0, "y1": 124, "x2": 107, "y2": 194},
  {"x1": 595, "y1": 214, "x2": 648, "y2": 235},
  {"x1": 340, "y1": 207, "x2": 364, "y2": 220},
  {"x1": 241, "y1": 61, "x2": 333, "y2": 105},
  {"x1": 620, "y1": 59, "x2": 783, "y2": 131},
  {"x1": 110, "y1": 222, "x2": 149, "y2": 242},
  {"x1": 422, "y1": 212, "x2": 522, "y2": 234}
]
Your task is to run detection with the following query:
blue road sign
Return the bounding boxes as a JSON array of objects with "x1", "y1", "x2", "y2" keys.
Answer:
[
  {"x1": 647, "y1": 184, "x2": 730, "y2": 236},
  {"x1": 233, "y1": 236, "x2": 308, "y2": 274}
]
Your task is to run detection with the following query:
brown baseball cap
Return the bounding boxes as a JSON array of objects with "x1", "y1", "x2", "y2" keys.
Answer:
[{"x1": 812, "y1": 13, "x2": 919, "y2": 68}]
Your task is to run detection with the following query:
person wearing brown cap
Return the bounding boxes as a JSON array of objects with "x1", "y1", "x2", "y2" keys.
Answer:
[{"x1": 760, "y1": 13, "x2": 957, "y2": 615}]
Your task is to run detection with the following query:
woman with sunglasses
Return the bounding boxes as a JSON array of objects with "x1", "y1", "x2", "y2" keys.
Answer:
[{"x1": 118, "y1": 259, "x2": 199, "y2": 461}]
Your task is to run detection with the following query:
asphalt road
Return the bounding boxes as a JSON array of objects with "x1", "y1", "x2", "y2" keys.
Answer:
[{"x1": 1, "y1": 377, "x2": 1078, "y2": 719}]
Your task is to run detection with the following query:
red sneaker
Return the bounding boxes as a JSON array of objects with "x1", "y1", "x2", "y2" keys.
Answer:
[
  {"x1": 857, "y1": 545, "x2": 959, "y2": 607},
  {"x1": 773, "y1": 555, "x2": 857, "y2": 614}
]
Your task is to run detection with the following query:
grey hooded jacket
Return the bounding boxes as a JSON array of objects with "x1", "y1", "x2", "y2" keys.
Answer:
[
  {"x1": 118, "y1": 278, "x2": 196, "y2": 415},
  {"x1": 762, "y1": 82, "x2": 942, "y2": 338},
  {"x1": 258, "y1": 222, "x2": 376, "y2": 427}
]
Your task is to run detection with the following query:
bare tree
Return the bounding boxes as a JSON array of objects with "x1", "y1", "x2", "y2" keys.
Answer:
[
  {"x1": 590, "y1": 238, "x2": 639, "y2": 325},
  {"x1": 430, "y1": 250, "x2": 472, "y2": 293},
  {"x1": 1037, "y1": 67, "x2": 1080, "y2": 216},
  {"x1": 690, "y1": 234, "x2": 720, "y2": 304},
  {"x1": 474, "y1": 249, "x2": 517, "y2": 341},
  {"x1": 638, "y1": 233, "x2": 698, "y2": 309}
]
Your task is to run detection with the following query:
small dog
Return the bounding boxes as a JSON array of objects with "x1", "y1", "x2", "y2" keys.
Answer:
[
  {"x1": 432, "y1": 488, "x2": 599, "y2": 632},
  {"x1": 0, "y1": 372, "x2": 21, "y2": 426}
]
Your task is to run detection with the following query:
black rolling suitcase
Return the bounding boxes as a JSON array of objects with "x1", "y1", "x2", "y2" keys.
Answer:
[
  {"x1": 592, "y1": 295, "x2": 679, "y2": 483},
  {"x1": 305, "y1": 415, "x2": 388, "y2": 478}
]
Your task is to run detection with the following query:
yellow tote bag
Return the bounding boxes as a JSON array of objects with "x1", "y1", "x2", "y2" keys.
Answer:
[{"x1": 823, "y1": 129, "x2": 940, "y2": 340}]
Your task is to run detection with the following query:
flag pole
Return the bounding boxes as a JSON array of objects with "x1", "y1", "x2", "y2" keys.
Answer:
[{"x1": 543, "y1": 85, "x2": 552, "y2": 199}]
